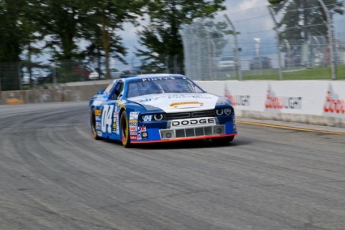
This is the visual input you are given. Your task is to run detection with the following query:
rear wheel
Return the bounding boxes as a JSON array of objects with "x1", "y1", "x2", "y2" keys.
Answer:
[
  {"x1": 120, "y1": 111, "x2": 131, "y2": 148},
  {"x1": 91, "y1": 108, "x2": 101, "y2": 140},
  {"x1": 211, "y1": 136, "x2": 234, "y2": 145}
]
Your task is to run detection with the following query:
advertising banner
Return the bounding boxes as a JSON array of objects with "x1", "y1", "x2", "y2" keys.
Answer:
[{"x1": 196, "y1": 80, "x2": 345, "y2": 119}]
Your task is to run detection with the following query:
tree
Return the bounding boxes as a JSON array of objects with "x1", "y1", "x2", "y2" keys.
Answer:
[
  {"x1": 273, "y1": 0, "x2": 343, "y2": 44},
  {"x1": 84, "y1": 0, "x2": 145, "y2": 79},
  {"x1": 135, "y1": 0, "x2": 226, "y2": 73},
  {"x1": 25, "y1": 0, "x2": 92, "y2": 61},
  {"x1": 0, "y1": 0, "x2": 28, "y2": 90},
  {"x1": 268, "y1": 0, "x2": 286, "y2": 4},
  {"x1": 270, "y1": 0, "x2": 343, "y2": 68}
]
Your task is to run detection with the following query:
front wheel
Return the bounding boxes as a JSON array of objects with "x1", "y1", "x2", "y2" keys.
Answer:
[
  {"x1": 91, "y1": 108, "x2": 101, "y2": 140},
  {"x1": 120, "y1": 111, "x2": 131, "y2": 148},
  {"x1": 211, "y1": 136, "x2": 234, "y2": 145}
]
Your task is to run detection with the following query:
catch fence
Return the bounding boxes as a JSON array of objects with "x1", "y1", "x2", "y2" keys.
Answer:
[
  {"x1": 180, "y1": 0, "x2": 345, "y2": 80},
  {"x1": 1, "y1": 0, "x2": 345, "y2": 91}
]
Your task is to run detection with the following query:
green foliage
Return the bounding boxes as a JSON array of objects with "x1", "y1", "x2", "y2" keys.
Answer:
[
  {"x1": 277, "y1": 0, "x2": 343, "y2": 43},
  {"x1": 135, "y1": 0, "x2": 226, "y2": 73},
  {"x1": 268, "y1": 0, "x2": 285, "y2": 5},
  {"x1": 83, "y1": 0, "x2": 145, "y2": 78}
]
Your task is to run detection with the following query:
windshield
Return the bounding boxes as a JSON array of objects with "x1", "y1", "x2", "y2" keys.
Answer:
[{"x1": 127, "y1": 77, "x2": 204, "y2": 98}]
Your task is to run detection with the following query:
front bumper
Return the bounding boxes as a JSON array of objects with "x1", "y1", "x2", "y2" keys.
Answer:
[{"x1": 130, "y1": 122, "x2": 237, "y2": 144}]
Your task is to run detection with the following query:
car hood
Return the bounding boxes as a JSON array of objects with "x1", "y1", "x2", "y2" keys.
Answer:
[{"x1": 128, "y1": 93, "x2": 221, "y2": 113}]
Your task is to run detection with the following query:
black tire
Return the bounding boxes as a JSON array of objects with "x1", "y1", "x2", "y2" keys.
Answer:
[
  {"x1": 91, "y1": 108, "x2": 101, "y2": 140},
  {"x1": 120, "y1": 111, "x2": 131, "y2": 148},
  {"x1": 211, "y1": 136, "x2": 234, "y2": 145}
]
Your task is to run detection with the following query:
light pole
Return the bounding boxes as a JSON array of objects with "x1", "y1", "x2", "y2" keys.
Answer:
[
  {"x1": 224, "y1": 14, "x2": 242, "y2": 80},
  {"x1": 284, "y1": 39, "x2": 290, "y2": 68},
  {"x1": 254, "y1": 38, "x2": 261, "y2": 70},
  {"x1": 317, "y1": 0, "x2": 336, "y2": 80},
  {"x1": 268, "y1": 5, "x2": 283, "y2": 80}
]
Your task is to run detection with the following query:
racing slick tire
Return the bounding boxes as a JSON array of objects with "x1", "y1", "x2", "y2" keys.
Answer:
[
  {"x1": 91, "y1": 108, "x2": 101, "y2": 140},
  {"x1": 120, "y1": 111, "x2": 131, "y2": 148},
  {"x1": 211, "y1": 136, "x2": 234, "y2": 145}
]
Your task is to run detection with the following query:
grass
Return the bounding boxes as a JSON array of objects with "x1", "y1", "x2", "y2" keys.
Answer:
[{"x1": 217, "y1": 65, "x2": 345, "y2": 81}]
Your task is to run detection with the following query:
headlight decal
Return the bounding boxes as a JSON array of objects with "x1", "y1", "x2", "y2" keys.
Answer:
[
  {"x1": 215, "y1": 109, "x2": 224, "y2": 116},
  {"x1": 215, "y1": 107, "x2": 233, "y2": 116},
  {"x1": 224, "y1": 108, "x2": 232, "y2": 115},
  {"x1": 154, "y1": 114, "x2": 164, "y2": 121},
  {"x1": 142, "y1": 115, "x2": 152, "y2": 121}
]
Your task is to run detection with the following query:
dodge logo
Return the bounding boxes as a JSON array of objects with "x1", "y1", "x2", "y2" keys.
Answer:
[{"x1": 171, "y1": 118, "x2": 216, "y2": 127}]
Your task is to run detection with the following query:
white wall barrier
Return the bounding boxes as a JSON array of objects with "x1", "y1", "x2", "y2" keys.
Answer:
[
  {"x1": 2, "y1": 79, "x2": 345, "y2": 127},
  {"x1": 197, "y1": 80, "x2": 345, "y2": 128}
]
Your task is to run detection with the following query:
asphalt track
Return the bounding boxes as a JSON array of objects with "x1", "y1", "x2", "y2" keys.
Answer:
[{"x1": 1, "y1": 102, "x2": 345, "y2": 230}]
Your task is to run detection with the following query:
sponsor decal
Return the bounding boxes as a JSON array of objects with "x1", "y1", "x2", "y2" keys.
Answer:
[
  {"x1": 170, "y1": 117, "x2": 216, "y2": 128},
  {"x1": 142, "y1": 76, "x2": 177, "y2": 81},
  {"x1": 129, "y1": 111, "x2": 139, "y2": 119},
  {"x1": 130, "y1": 135, "x2": 137, "y2": 140},
  {"x1": 142, "y1": 115, "x2": 152, "y2": 121},
  {"x1": 96, "y1": 122, "x2": 101, "y2": 127},
  {"x1": 138, "y1": 126, "x2": 146, "y2": 132},
  {"x1": 113, "y1": 106, "x2": 119, "y2": 118},
  {"x1": 139, "y1": 94, "x2": 213, "y2": 103},
  {"x1": 224, "y1": 86, "x2": 250, "y2": 106},
  {"x1": 324, "y1": 85, "x2": 345, "y2": 114},
  {"x1": 113, "y1": 123, "x2": 117, "y2": 129},
  {"x1": 142, "y1": 132, "x2": 148, "y2": 139},
  {"x1": 129, "y1": 123, "x2": 138, "y2": 128},
  {"x1": 101, "y1": 105, "x2": 114, "y2": 133},
  {"x1": 265, "y1": 87, "x2": 302, "y2": 110},
  {"x1": 130, "y1": 131, "x2": 137, "y2": 135},
  {"x1": 129, "y1": 119, "x2": 138, "y2": 123},
  {"x1": 95, "y1": 116, "x2": 101, "y2": 121},
  {"x1": 170, "y1": 102, "x2": 203, "y2": 107},
  {"x1": 95, "y1": 110, "x2": 102, "y2": 116},
  {"x1": 137, "y1": 133, "x2": 142, "y2": 140},
  {"x1": 97, "y1": 131, "x2": 102, "y2": 136},
  {"x1": 130, "y1": 127, "x2": 137, "y2": 131}
]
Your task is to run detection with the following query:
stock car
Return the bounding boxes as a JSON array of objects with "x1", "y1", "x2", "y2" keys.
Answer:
[{"x1": 89, "y1": 74, "x2": 237, "y2": 147}]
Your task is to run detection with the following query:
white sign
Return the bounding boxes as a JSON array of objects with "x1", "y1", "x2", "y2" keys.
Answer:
[{"x1": 196, "y1": 80, "x2": 345, "y2": 119}]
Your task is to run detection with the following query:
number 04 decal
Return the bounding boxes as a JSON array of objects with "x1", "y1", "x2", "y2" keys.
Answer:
[{"x1": 101, "y1": 105, "x2": 114, "y2": 133}]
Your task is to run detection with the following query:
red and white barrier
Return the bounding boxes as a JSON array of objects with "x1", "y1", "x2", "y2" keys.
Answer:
[{"x1": 197, "y1": 80, "x2": 345, "y2": 127}]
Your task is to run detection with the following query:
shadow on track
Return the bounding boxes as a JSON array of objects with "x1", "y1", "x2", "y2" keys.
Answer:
[{"x1": 103, "y1": 138, "x2": 252, "y2": 150}]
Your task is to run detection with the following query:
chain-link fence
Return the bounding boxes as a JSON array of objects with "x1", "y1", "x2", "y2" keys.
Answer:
[
  {"x1": 2, "y1": 0, "x2": 345, "y2": 91},
  {"x1": 0, "y1": 57, "x2": 184, "y2": 91},
  {"x1": 180, "y1": 0, "x2": 345, "y2": 80}
]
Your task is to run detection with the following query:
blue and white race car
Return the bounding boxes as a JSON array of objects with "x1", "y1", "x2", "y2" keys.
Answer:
[{"x1": 89, "y1": 74, "x2": 237, "y2": 147}]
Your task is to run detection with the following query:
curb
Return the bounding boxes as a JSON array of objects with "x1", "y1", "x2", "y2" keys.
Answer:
[{"x1": 237, "y1": 120, "x2": 345, "y2": 136}]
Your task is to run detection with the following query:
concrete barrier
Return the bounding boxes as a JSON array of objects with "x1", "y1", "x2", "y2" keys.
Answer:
[
  {"x1": 1, "y1": 79, "x2": 345, "y2": 128},
  {"x1": 0, "y1": 83, "x2": 109, "y2": 105}
]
